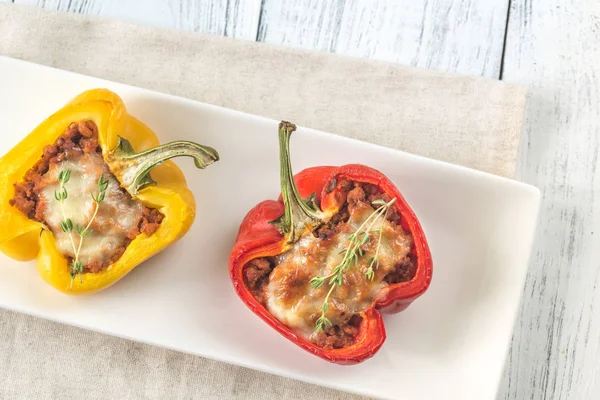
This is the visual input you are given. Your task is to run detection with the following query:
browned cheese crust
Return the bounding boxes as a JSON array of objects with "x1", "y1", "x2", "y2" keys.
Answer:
[
  {"x1": 244, "y1": 180, "x2": 416, "y2": 349},
  {"x1": 9, "y1": 120, "x2": 164, "y2": 273}
]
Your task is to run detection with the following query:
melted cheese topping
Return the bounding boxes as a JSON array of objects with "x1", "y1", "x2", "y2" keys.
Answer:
[
  {"x1": 266, "y1": 202, "x2": 413, "y2": 339},
  {"x1": 39, "y1": 152, "x2": 144, "y2": 267}
]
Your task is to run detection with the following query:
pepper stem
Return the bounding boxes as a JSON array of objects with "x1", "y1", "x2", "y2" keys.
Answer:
[
  {"x1": 108, "y1": 136, "x2": 219, "y2": 196},
  {"x1": 270, "y1": 121, "x2": 325, "y2": 244}
]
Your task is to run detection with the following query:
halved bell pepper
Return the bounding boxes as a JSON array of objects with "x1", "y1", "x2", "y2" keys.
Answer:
[
  {"x1": 0, "y1": 89, "x2": 219, "y2": 294},
  {"x1": 229, "y1": 121, "x2": 432, "y2": 364}
]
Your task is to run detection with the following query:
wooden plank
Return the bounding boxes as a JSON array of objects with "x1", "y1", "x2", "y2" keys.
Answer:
[
  {"x1": 257, "y1": 0, "x2": 509, "y2": 77},
  {"x1": 256, "y1": 0, "x2": 345, "y2": 51},
  {"x1": 498, "y1": 0, "x2": 600, "y2": 399},
  {"x1": 9, "y1": 0, "x2": 262, "y2": 39}
]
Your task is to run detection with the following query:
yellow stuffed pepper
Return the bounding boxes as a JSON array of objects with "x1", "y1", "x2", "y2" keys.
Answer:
[{"x1": 0, "y1": 89, "x2": 219, "y2": 294}]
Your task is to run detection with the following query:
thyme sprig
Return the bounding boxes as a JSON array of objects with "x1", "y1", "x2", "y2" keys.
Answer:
[
  {"x1": 54, "y1": 169, "x2": 108, "y2": 289},
  {"x1": 309, "y1": 197, "x2": 397, "y2": 331},
  {"x1": 55, "y1": 169, "x2": 78, "y2": 282}
]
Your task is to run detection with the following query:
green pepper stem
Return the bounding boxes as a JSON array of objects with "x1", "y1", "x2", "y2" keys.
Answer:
[
  {"x1": 109, "y1": 136, "x2": 219, "y2": 195},
  {"x1": 270, "y1": 121, "x2": 325, "y2": 244}
]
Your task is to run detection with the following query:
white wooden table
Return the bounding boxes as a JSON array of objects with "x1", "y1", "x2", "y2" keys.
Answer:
[{"x1": 2, "y1": 1, "x2": 597, "y2": 399}]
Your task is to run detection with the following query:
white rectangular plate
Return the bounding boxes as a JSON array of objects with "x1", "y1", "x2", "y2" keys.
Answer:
[{"x1": 0, "y1": 56, "x2": 540, "y2": 400}]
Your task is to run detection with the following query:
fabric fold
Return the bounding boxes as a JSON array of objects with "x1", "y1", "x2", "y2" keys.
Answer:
[{"x1": 0, "y1": 4, "x2": 527, "y2": 400}]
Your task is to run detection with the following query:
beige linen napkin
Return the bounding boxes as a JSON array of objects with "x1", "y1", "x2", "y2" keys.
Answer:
[{"x1": 0, "y1": 4, "x2": 527, "y2": 400}]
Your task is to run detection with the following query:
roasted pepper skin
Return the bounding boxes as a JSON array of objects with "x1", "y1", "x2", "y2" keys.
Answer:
[
  {"x1": 229, "y1": 164, "x2": 433, "y2": 364},
  {"x1": 0, "y1": 89, "x2": 197, "y2": 294}
]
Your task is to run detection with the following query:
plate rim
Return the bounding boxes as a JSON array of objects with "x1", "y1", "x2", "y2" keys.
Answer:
[{"x1": 0, "y1": 55, "x2": 542, "y2": 400}]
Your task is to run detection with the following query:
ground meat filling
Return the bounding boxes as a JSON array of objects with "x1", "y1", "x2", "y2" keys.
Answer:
[
  {"x1": 244, "y1": 179, "x2": 416, "y2": 350},
  {"x1": 9, "y1": 120, "x2": 164, "y2": 274},
  {"x1": 315, "y1": 314, "x2": 363, "y2": 349},
  {"x1": 245, "y1": 258, "x2": 274, "y2": 305}
]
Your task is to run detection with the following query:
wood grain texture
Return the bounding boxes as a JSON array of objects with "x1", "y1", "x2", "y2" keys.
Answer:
[
  {"x1": 256, "y1": 0, "x2": 509, "y2": 77},
  {"x1": 9, "y1": 0, "x2": 262, "y2": 39},
  {"x1": 4, "y1": 0, "x2": 595, "y2": 398},
  {"x1": 498, "y1": 0, "x2": 600, "y2": 399}
]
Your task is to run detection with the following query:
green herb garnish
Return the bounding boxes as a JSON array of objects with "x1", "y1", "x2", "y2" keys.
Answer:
[
  {"x1": 55, "y1": 169, "x2": 108, "y2": 289},
  {"x1": 309, "y1": 197, "x2": 397, "y2": 331}
]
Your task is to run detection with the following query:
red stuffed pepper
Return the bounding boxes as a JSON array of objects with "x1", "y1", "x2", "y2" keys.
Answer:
[{"x1": 229, "y1": 122, "x2": 432, "y2": 364}]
